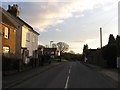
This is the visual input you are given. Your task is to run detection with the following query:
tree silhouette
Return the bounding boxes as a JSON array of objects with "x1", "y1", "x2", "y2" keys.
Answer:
[
  {"x1": 69, "y1": 50, "x2": 75, "y2": 54},
  {"x1": 116, "y1": 35, "x2": 120, "y2": 57},
  {"x1": 57, "y1": 42, "x2": 69, "y2": 53},
  {"x1": 52, "y1": 43, "x2": 57, "y2": 48},
  {"x1": 57, "y1": 42, "x2": 69, "y2": 61},
  {"x1": 83, "y1": 44, "x2": 88, "y2": 53},
  {"x1": 102, "y1": 34, "x2": 117, "y2": 68},
  {"x1": 83, "y1": 44, "x2": 88, "y2": 62},
  {"x1": 108, "y1": 34, "x2": 116, "y2": 45}
]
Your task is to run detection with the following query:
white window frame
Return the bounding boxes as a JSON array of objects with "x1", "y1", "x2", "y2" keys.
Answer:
[
  {"x1": 3, "y1": 46, "x2": 10, "y2": 56},
  {"x1": 4, "y1": 27, "x2": 9, "y2": 39},
  {"x1": 32, "y1": 35, "x2": 36, "y2": 43},
  {"x1": 26, "y1": 33, "x2": 30, "y2": 42}
]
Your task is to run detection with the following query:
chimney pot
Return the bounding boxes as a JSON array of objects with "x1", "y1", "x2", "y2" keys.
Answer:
[
  {"x1": 8, "y1": 5, "x2": 11, "y2": 10},
  {"x1": 7, "y1": 4, "x2": 19, "y2": 17}
]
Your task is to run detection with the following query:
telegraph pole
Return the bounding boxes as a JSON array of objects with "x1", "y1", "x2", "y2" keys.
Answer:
[{"x1": 100, "y1": 27, "x2": 102, "y2": 48}]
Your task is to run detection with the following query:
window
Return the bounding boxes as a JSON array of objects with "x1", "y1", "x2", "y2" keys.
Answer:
[
  {"x1": 3, "y1": 47, "x2": 10, "y2": 57},
  {"x1": 26, "y1": 33, "x2": 30, "y2": 42},
  {"x1": 51, "y1": 51, "x2": 54, "y2": 54},
  {"x1": 4, "y1": 27, "x2": 9, "y2": 39},
  {"x1": 32, "y1": 35, "x2": 36, "y2": 43}
]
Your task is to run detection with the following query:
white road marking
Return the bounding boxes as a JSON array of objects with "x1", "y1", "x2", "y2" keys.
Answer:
[
  {"x1": 65, "y1": 76, "x2": 70, "y2": 89},
  {"x1": 70, "y1": 64, "x2": 72, "y2": 69},
  {"x1": 69, "y1": 69, "x2": 71, "y2": 74},
  {"x1": 64, "y1": 64, "x2": 72, "y2": 89}
]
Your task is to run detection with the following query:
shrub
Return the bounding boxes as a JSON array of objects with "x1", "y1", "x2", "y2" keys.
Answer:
[{"x1": 2, "y1": 56, "x2": 19, "y2": 71}]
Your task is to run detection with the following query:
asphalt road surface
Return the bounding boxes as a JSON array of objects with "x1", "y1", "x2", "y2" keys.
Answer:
[{"x1": 13, "y1": 61, "x2": 117, "y2": 88}]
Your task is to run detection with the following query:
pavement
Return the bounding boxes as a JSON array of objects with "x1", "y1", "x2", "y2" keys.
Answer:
[
  {"x1": 81, "y1": 62, "x2": 119, "y2": 83},
  {"x1": 2, "y1": 62, "x2": 62, "y2": 88}
]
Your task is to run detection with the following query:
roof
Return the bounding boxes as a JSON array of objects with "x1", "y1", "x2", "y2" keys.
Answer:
[
  {"x1": 88, "y1": 49, "x2": 97, "y2": 52},
  {"x1": 17, "y1": 17, "x2": 40, "y2": 35},
  {"x1": 1, "y1": 7, "x2": 24, "y2": 26},
  {"x1": 1, "y1": 10, "x2": 17, "y2": 29},
  {"x1": 1, "y1": 6, "x2": 39, "y2": 35},
  {"x1": 44, "y1": 48, "x2": 57, "y2": 51}
]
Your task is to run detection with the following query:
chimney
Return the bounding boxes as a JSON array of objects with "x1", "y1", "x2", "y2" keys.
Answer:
[{"x1": 7, "y1": 4, "x2": 19, "y2": 17}]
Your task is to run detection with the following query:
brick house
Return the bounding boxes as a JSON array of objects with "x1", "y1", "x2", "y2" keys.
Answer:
[
  {"x1": 6, "y1": 4, "x2": 39, "y2": 64},
  {"x1": 1, "y1": 9, "x2": 17, "y2": 57},
  {"x1": 1, "y1": 7, "x2": 23, "y2": 59}
]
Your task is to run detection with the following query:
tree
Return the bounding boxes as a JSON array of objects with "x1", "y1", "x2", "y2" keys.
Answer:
[
  {"x1": 57, "y1": 42, "x2": 69, "y2": 61},
  {"x1": 83, "y1": 44, "x2": 88, "y2": 53},
  {"x1": 83, "y1": 44, "x2": 88, "y2": 62},
  {"x1": 108, "y1": 34, "x2": 116, "y2": 45},
  {"x1": 52, "y1": 43, "x2": 57, "y2": 48},
  {"x1": 38, "y1": 45, "x2": 45, "y2": 49},
  {"x1": 57, "y1": 42, "x2": 69, "y2": 54},
  {"x1": 69, "y1": 50, "x2": 75, "y2": 54},
  {"x1": 102, "y1": 34, "x2": 117, "y2": 68},
  {"x1": 45, "y1": 45, "x2": 49, "y2": 48},
  {"x1": 116, "y1": 35, "x2": 120, "y2": 57},
  {"x1": 102, "y1": 44, "x2": 117, "y2": 68}
]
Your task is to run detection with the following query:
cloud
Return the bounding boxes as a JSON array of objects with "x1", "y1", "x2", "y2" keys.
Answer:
[
  {"x1": 72, "y1": 40, "x2": 84, "y2": 43},
  {"x1": 74, "y1": 14, "x2": 84, "y2": 18},
  {"x1": 55, "y1": 28, "x2": 61, "y2": 32},
  {"x1": 17, "y1": 0, "x2": 119, "y2": 32}
]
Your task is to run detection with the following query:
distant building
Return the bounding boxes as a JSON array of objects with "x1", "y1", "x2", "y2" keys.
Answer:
[
  {"x1": 86, "y1": 49, "x2": 106, "y2": 67},
  {"x1": 43, "y1": 48, "x2": 58, "y2": 58}
]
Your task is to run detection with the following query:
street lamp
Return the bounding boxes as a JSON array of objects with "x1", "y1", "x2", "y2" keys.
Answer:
[{"x1": 50, "y1": 40, "x2": 53, "y2": 48}]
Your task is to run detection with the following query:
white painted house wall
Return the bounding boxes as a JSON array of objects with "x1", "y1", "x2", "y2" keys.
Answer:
[{"x1": 22, "y1": 25, "x2": 38, "y2": 56}]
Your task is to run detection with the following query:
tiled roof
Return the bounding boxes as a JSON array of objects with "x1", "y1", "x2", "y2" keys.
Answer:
[
  {"x1": 17, "y1": 17, "x2": 40, "y2": 35},
  {"x1": 1, "y1": 6, "x2": 40, "y2": 35},
  {"x1": 2, "y1": 12, "x2": 17, "y2": 28}
]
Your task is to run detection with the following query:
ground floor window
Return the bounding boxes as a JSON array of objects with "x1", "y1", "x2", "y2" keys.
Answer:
[{"x1": 3, "y1": 46, "x2": 10, "y2": 57}]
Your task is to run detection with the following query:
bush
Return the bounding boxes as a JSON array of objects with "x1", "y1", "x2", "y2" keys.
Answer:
[
  {"x1": 2, "y1": 56, "x2": 19, "y2": 71},
  {"x1": 102, "y1": 45, "x2": 117, "y2": 68}
]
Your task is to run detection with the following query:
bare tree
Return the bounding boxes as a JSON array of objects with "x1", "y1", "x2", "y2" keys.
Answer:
[
  {"x1": 52, "y1": 43, "x2": 57, "y2": 48},
  {"x1": 45, "y1": 45, "x2": 49, "y2": 48},
  {"x1": 57, "y1": 42, "x2": 69, "y2": 57}
]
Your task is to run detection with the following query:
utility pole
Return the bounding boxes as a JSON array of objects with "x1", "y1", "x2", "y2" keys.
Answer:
[{"x1": 100, "y1": 27, "x2": 102, "y2": 48}]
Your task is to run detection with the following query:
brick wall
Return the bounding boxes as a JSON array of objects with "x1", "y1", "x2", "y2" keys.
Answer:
[{"x1": 2, "y1": 23, "x2": 16, "y2": 56}]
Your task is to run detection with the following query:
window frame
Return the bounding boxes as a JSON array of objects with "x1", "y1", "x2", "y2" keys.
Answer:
[
  {"x1": 26, "y1": 33, "x2": 30, "y2": 42},
  {"x1": 4, "y1": 26, "x2": 9, "y2": 39},
  {"x1": 3, "y1": 46, "x2": 10, "y2": 57}
]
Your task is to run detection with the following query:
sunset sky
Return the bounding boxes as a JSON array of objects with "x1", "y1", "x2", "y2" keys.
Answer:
[{"x1": 2, "y1": 0, "x2": 119, "y2": 54}]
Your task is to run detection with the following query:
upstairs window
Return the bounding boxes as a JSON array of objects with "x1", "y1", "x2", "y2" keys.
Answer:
[
  {"x1": 26, "y1": 33, "x2": 30, "y2": 42},
  {"x1": 4, "y1": 27, "x2": 9, "y2": 39},
  {"x1": 32, "y1": 35, "x2": 36, "y2": 43}
]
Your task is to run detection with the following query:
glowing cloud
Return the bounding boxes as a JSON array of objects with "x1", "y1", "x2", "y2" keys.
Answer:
[{"x1": 17, "y1": 0, "x2": 119, "y2": 32}]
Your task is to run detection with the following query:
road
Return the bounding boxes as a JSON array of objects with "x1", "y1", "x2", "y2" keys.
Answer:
[{"x1": 13, "y1": 61, "x2": 117, "y2": 88}]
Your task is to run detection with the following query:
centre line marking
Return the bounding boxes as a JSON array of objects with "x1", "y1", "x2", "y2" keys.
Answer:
[
  {"x1": 65, "y1": 76, "x2": 70, "y2": 89},
  {"x1": 70, "y1": 65, "x2": 72, "y2": 69},
  {"x1": 69, "y1": 69, "x2": 71, "y2": 74}
]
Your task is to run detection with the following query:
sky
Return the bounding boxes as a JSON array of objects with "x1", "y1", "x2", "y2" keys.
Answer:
[{"x1": 1, "y1": 0, "x2": 119, "y2": 54}]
